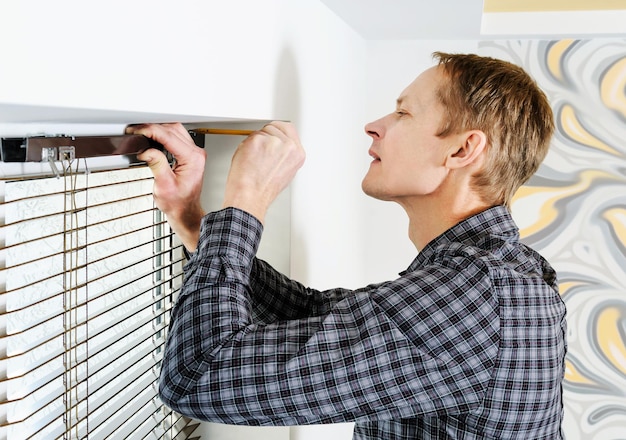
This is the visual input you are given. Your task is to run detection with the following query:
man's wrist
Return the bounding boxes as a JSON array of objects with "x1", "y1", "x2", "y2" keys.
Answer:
[
  {"x1": 165, "y1": 205, "x2": 205, "y2": 252},
  {"x1": 221, "y1": 195, "x2": 268, "y2": 225}
]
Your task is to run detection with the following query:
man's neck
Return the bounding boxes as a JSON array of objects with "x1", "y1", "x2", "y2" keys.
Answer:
[{"x1": 398, "y1": 192, "x2": 491, "y2": 251}]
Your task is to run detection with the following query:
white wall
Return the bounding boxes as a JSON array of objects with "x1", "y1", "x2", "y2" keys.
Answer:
[
  {"x1": 0, "y1": 0, "x2": 369, "y2": 293},
  {"x1": 0, "y1": 0, "x2": 284, "y2": 121},
  {"x1": 265, "y1": 2, "x2": 367, "y2": 439},
  {"x1": 0, "y1": 1, "x2": 365, "y2": 438},
  {"x1": 358, "y1": 40, "x2": 479, "y2": 284},
  {"x1": 190, "y1": 1, "x2": 371, "y2": 437},
  {"x1": 290, "y1": 39, "x2": 483, "y2": 440},
  {"x1": 0, "y1": 2, "x2": 486, "y2": 439}
]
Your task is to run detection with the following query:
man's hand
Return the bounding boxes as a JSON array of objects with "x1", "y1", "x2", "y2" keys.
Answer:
[
  {"x1": 126, "y1": 123, "x2": 206, "y2": 252},
  {"x1": 127, "y1": 121, "x2": 304, "y2": 251},
  {"x1": 222, "y1": 121, "x2": 305, "y2": 223}
]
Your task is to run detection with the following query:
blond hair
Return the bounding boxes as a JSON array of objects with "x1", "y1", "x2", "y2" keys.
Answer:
[{"x1": 433, "y1": 52, "x2": 554, "y2": 207}]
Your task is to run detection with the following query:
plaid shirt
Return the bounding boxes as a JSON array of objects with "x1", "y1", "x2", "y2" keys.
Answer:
[{"x1": 159, "y1": 206, "x2": 566, "y2": 439}]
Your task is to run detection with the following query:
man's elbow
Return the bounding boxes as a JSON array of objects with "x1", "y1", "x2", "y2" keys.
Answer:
[{"x1": 158, "y1": 376, "x2": 204, "y2": 420}]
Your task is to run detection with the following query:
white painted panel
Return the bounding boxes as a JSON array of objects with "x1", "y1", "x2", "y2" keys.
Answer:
[
  {"x1": 481, "y1": 10, "x2": 626, "y2": 35},
  {"x1": 0, "y1": 0, "x2": 285, "y2": 120}
]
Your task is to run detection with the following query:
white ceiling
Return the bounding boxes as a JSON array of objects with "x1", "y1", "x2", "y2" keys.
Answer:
[
  {"x1": 319, "y1": 0, "x2": 486, "y2": 40},
  {"x1": 319, "y1": 0, "x2": 626, "y2": 40}
]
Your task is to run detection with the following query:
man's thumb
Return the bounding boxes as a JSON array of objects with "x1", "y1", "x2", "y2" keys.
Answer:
[{"x1": 138, "y1": 148, "x2": 171, "y2": 178}]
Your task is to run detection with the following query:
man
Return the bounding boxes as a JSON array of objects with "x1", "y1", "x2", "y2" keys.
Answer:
[{"x1": 127, "y1": 52, "x2": 566, "y2": 439}]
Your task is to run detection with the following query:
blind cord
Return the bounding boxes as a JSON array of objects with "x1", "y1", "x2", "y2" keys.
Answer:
[{"x1": 62, "y1": 158, "x2": 90, "y2": 439}]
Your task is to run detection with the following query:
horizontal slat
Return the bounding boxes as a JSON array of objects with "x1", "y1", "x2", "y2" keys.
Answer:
[
  {"x1": 2, "y1": 236, "x2": 180, "y2": 300},
  {"x1": 2, "y1": 296, "x2": 176, "y2": 400},
  {"x1": 102, "y1": 394, "x2": 163, "y2": 440},
  {"x1": 0, "y1": 176, "x2": 153, "y2": 205},
  {"x1": 61, "y1": 277, "x2": 180, "y2": 350},
  {"x1": 0, "y1": 190, "x2": 154, "y2": 230},
  {"x1": 129, "y1": 404, "x2": 174, "y2": 440},
  {"x1": 1, "y1": 186, "x2": 153, "y2": 225},
  {"x1": 1, "y1": 313, "x2": 169, "y2": 406},
  {"x1": 0, "y1": 274, "x2": 180, "y2": 377},
  {"x1": 0, "y1": 165, "x2": 194, "y2": 439},
  {"x1": 132, "y1": 402, "x2": 192, "y2": 440},
  {"x1": 60, "y1": 354, "x2": 168, "y2": 435},
  {"x1": 5, "y1": 339, "x2": 168, "y2": 436},
  {"x1": 0, "y1": 280, "x2": 178, "y2": 414},
  {"x1": 0, "y1": 377, "x2": 65, "y2": 431},
  {"x1": 0, "y1": 209, "x2": 162, "y2": 257},
  {"x1": 167, "y1": 415, "x2": 201, "y2": 440},
  {"x1": 0, "y1": 219, "x2": 171, "y2": 293},
  {"x1": 136, "y1": 410, "x2": 200, "y2": 440},
  {"x1": 0, "y1": 249, "x2": 184, "y2": 337},
  {"x1": 84, "y1": 369, "x2": 161, "y2": 439},
  {"x1": 0, "y1": 347, "x2": 63, "y2": 399},
  {"x1": 0, "y1": 310, "x2": 179, "y2": 430},
  {"x1": 71, "y1": 322, "x2": 168, "y2": 397},
  {"x1": 62, "y1": 353, "x2": 165, "y2": 437},
  {"x1": 0, "y1": 317, "x2": 169, "y2": 421},
  {"x1": 0, "y1": 163, "x2": 152, "y2": 186},
  {"x1": 77, "y1": 308, "x2": 171, "y2": 378}
]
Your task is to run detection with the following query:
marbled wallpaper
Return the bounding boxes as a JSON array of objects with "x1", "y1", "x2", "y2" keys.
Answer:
[{"x1": 479, "y1": 40, "x2": 626, "y2": 440}]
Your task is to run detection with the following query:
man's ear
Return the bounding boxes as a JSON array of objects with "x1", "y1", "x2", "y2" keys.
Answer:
[{"x1": 445, "y1": 130, "x2": 487, "y2": 169}]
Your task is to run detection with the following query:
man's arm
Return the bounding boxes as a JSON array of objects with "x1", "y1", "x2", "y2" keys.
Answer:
[
  {"x1": 133, "y1": 122, "x2": 498, "y2": 425},
  {"x1": 158, "y1": 206, "x2": 500, "y2": 425},
  {"x1": 249, "y1": 257, "x2": 355, "y2": 323}
]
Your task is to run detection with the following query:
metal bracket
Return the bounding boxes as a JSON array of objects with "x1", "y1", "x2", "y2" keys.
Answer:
[
  {"x1": 41, "y1": 146, "x2": 57, "y2": 162},
  {"x1": 41, "y1": 146, "x2": 60, "y2": 178},
  {"x1": 59, "y1": 146, "x2": 76, "y2": 161}
]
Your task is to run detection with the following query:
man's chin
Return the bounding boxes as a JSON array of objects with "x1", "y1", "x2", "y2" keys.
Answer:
[{"x1": 361, "y1": 181, "x2": 392, "y2": 202}]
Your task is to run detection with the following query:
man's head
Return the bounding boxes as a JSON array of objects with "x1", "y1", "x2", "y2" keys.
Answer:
[
  {"x1": 432, "y1": 52, "x2": 554, "y2": 207},
  {"x1": 362, "y1": 52, "x2": 553, "y2": 211}
]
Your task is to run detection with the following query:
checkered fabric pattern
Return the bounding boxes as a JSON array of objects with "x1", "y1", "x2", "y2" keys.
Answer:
[{"x1": 159, "y1": 206, "x2": 566, "y2": 439}]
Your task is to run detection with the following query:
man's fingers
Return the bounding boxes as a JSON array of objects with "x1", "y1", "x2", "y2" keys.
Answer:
[
  {"x1": 259, "y1": 121, "x2": 296, "y2": 141},
  {"x1": 127, "y1": 123, "x2": 199, "y2": 160},
  {"x1": 137, "y1": 148, "x2": 172, "y2": 180}
]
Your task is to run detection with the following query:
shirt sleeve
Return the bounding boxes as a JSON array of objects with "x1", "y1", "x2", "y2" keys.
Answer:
[
  {"x1": 158, "y1": 208, "x2": 500, "y2": 426},
  {"x1": 248, "y1": 258, "x2": 355, "y2": 323}
]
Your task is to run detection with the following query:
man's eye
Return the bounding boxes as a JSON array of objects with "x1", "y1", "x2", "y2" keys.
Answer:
[{"x1": 396, "y1": 111, "x2": 407, "y2": 116}]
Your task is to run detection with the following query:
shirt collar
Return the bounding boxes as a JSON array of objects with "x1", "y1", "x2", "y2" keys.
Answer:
[{"x1": 401, "y1": 205, "x2": 519, "y2": 274}]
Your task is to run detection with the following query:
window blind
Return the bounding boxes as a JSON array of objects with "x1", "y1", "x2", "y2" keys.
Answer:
[{"x1": 0, "y1": 160, "x2": 199, "y2": 439}]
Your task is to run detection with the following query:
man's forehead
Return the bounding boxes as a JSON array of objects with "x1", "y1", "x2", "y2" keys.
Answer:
[{"x1": 397, "y1": 66, "x2": 442, "y2": 105}]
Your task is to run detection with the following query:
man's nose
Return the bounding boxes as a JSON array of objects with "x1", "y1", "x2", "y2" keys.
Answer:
[{"x1": 364, "y1": 119, "x2": 383, "y2": 139}]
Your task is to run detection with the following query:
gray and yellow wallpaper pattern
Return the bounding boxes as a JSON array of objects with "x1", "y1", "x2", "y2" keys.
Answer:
[{"x1": 479, "y1": 39, "x2": 626, "y2": 439}]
